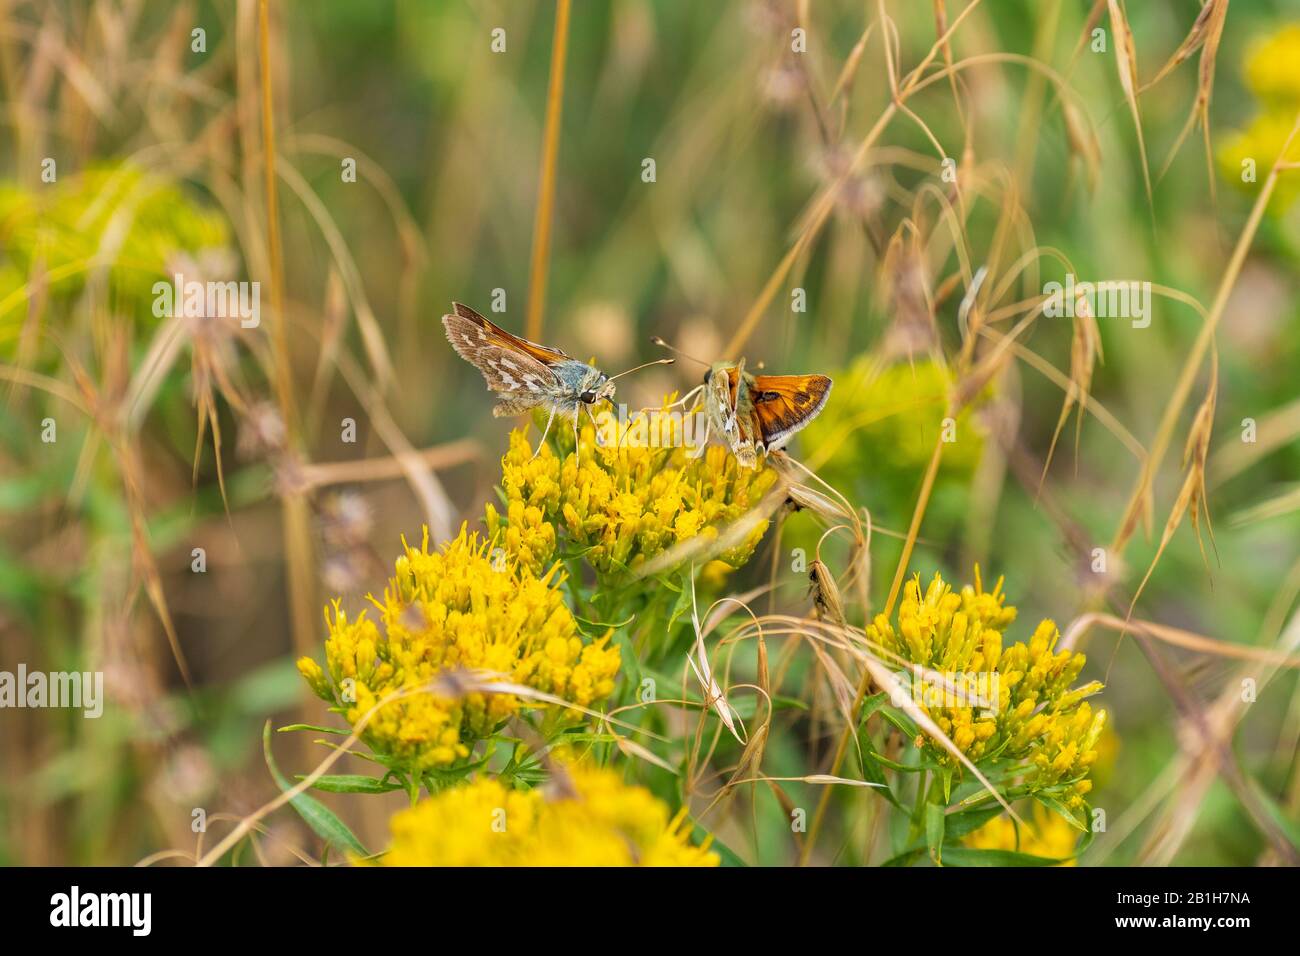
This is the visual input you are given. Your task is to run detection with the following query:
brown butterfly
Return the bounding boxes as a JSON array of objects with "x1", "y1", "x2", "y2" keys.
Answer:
[
  {"x1": 653, "y1": 338, "x2": 832, "y2": 468},
  {"x1": 444, "y1": 303, "x2": 669, "y2": 455}
]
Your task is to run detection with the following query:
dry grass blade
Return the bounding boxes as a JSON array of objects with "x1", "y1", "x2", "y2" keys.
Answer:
[
  {"x1": 1211, "y1": 396, "x2": 1300, "y2": 486},
  {"x1": 1062, "y1": 611, "x2": 1300, "y2": 667},
  {"x1": 1061, "y1": 98, "x2": 1101, "y2": 194},
  {"x1": 686, "y1": 571, "x2": 745, "y2": 744},
  {"x1": 1155, "y1": 0, "x2": 1229, "y2": 194},
  {"x1": 525, "y1": 0, "x2": 572, "y2": 342},
  {"x1": 1227, "y1": 485, "x2": 1300, "y2": 527},
  {"x1": 1140, "y1": 0, "x2": 1222, "y2": 93},
  {"x1": 1111, "y1": 111, "x2": 1300, "y2": 558},
  {"x1": 1106, "y1": 0, "x2": 1155, "y2": 217},
  {"x1": 277, "y1": 159, "x2": 396, "y2": 391},
  {"x1": 1039, "y1": 291, "x2": 1101, "y2": 491},
  {"x1": 296, "y1": 439, "x2": 480, "y2": 491},
  {"x1": 1124, "y1": 353, "x2": 1219, "y2": 633}
]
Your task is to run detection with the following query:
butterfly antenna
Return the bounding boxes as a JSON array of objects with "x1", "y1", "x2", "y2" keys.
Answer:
[
  {"x1": 650, "y1": 336, "x2": 710, "y2": 369},
  {"x1": 605, "y1": 357, "x2": 675, "y2": 382}
]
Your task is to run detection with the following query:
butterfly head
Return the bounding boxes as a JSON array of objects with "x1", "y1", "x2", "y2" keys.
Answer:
[{"x1": 576, "y1": 367, "x2": 616, "y2": 407}]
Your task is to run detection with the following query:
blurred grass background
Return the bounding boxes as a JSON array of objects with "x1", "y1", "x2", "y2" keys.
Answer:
[{"x1": 1, "y1": 0, "x2": 1298, "y2": 865}]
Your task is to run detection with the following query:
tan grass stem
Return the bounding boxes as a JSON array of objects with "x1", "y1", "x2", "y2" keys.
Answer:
[{"x1": 525, "y1": 0, "x2": 572, "y2": 342}]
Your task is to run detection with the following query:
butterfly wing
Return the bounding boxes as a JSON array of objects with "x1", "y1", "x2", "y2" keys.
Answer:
[
  {"x1": 704, "y1": 361, "x2": 760, "y2": 468},
  {"x1": 748, "y1": 373, "x2": 832, "y2": 450},
  {"x1": 451, "y1": 302, "x2": 571, "y2": 366},
  {"x1": 442, "y1": 303, "x2": 561, "y2": 404}
]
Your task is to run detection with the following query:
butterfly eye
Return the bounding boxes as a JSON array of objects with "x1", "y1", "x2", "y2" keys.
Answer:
[
  {"x1": 703, "y1": 369, "x2": 712, "y2": 385},
  {"x1": 579, "y1": 389, "x2": 597, "y2": 404}
]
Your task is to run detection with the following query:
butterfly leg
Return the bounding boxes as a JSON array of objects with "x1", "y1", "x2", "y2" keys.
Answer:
[
  {"x1": 532, "y1": 407, "x2": 557, "y2": 459},
  {"x1": 571, "y1": 406, "x2": 581, "y2": 454},
  {"x1": 663, "y1": 384, "x2": 704, "y2": 411},
  {"x1": 584, "y1": 403, "x2": 604, "y2": 447}
]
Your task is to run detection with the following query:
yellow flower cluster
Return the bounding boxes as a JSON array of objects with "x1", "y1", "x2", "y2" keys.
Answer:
[
  {"x1": 380, "y1": 764, "x2": 719, "y2": 866},
  {"x1": 0, "y1": 164, "x2": 228, "y2": 328},
  {"x1": 1220, "y1": 24, "x2": 1300, "y2": 210},
  {"x1": 866, "y1": 570, "x2": 1105, "y2": 807},
  {"x1": 1245, "y1": 24, "x2": 1300, "y2": 105},
  {"x1": 964, "y1": 804, "x2": 1079, "y2": 864},
  {"x1": 486, "y1": 412, "x2": 779, "y2": 577},
  {"x1": 297, "y1": 525, "x2": 621, "y2": 773}
]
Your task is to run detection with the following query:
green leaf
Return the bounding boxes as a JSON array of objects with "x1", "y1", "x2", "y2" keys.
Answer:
[
  {"x1": 262, "y1": 721, "x2": 368, "y2": 857},
  {"x1": 297, "y1": 774, "x2": 403, "y2": 794},
  {"x1": 925, "y1": 802, "x2": 946, "y2": 865},
  {"x1": 571, "y1": 611, "x2": 636, "y2": 630},
  {"x1": 421, "y1": 758, "x2": 488, "y2": 794},
  {"x1": 877, "y1": 704, "x2": 920, "y2": 740},
  {"x1": 278, "y1": 722, "x2": 349, "y2": 736},
  {"x1": 858, "y1": 691, "x2": 891, "y2": 723},
  {"x1": 731, "y1": 693, "x2": 809, "y2": 720},
  {"x1": 666, "y1": 572, "x2": 694, "y2": 634},
  {"x1": 855, "y1": 728, "x2": 904, "y2": 809},
  {"x1": 880, "y1": 847, "x2": 926, "y2": 867},
  {"x1": 941, "y1": 805, "x2": 1005, "y2": 839},
  {"x1": 933, "y1": 845, "x2": 1062, "y2": 867},
  {"x1": 1243, "y1": 773, "x2": 1300, "y2": 852},
  {"x1": 1032, "y1": 791, "x2": 1090, "y2": 833},
  {"x1": 689, "y1": 822, "x2": 747, "y2": 867}
]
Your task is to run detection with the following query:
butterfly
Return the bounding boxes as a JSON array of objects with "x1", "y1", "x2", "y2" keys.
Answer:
[
  {"x1": 653, "y1": 339, "x2": 831, "y2": 469},
  {"x1": 703, "y1": 360, "x2": 832, "y2": 468},
  {"x1": 443, "y1": 302, "x2": 669, "y2": 455}
]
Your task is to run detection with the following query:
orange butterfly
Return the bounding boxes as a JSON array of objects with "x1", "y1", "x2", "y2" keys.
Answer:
[
  {"x1": 703, "y1": 359, "x2": 832, "y2": 468},
  {"x1": 654, "y1": 339, "x2": 832, "y2": 468}
]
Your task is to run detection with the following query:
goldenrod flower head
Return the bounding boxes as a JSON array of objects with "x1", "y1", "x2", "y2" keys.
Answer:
[
  {"x1": 1219, "y1": 111, "x2": 1300, "y2": 211},
  {"x1": 0, "y1": 163, "x2": 228, "y2": 324},
  {"x1": 1218, "y1": 25, "x2": 1300, "y2": 213},
  {"x1": 489, "y1": 409, "x2": 779, "y2": 577},
  {"x1": 867, "y1": 570, "x2": 1104, "y2": 806},
  {"x1": 298, "y1": 524, "x2": 621, "y2": 773},
  {"x1": 1245, "y1": 24, "x2": 1300, "y2": 106},
  {"x1": 964, "y1": 804, "x2": 1080, "y2": 864},
  {"x1": 795, "y1": 360, "x2": 983, "y2": 544},
  {"x1": 380, "y1": 764, "x2": 719, "y2": 866}
]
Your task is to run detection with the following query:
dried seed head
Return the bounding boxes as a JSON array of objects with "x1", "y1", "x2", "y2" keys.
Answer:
[
  {"x1": 809, "y1": 559, "x2": 846, "y2": 625},
  {"x1": 818, "y1": 146, "x2": 883, "y2": 221},
  {"x1": 879, "y1": 237, "x2": 938, "y2": 361},
  {"x1": 761, "y1": 61, "x2": 804, "y2": 110},
  {"x1": 319, "y1": 490, "x2": 373, "y2": 549},
  {"x1": 237, "y1": 401, "x2": 287, "y2": 461}
]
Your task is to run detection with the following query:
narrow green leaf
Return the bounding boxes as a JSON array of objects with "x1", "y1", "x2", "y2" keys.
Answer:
[
  {"x1": 880, "y1": 847, "x2": 926, "y2": 867},
  {"x1": 690, "y1": 822, "x2": 747, "y2": 867},
  {"x1": 925, "y1": 802, "x2": 946, "y2": 865},
  {"x1": 278, "y1": 722, "x2": 349, "y2": 736},
  {"x1": 262, "y1": 721, "x2": 368, "y2": 857},
  {"x1": 297, "y1": 773, "x2": 403, "y2": 794},
  {"x1": 941, "y1": 805, "x2": 1005, "y2": 839},
  {"x1": 1032, "y1": 792, "x2": 1090, "y2": 833},
  {"x1": 934, "y1": 845, "x2": 1063, "y2": 867}
]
